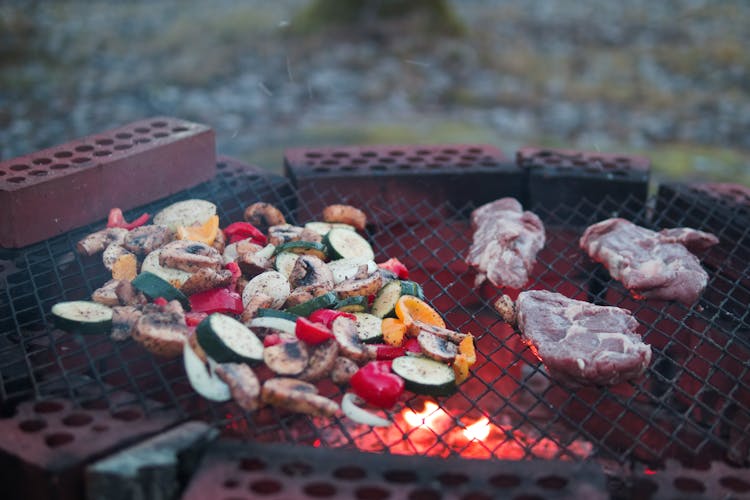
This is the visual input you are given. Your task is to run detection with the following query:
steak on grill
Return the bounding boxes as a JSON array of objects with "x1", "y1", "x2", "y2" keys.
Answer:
[
  {"x1": 466, "y1": 197, "x2": 545, "y2": 289},
  {"x1": 497, "y1": 290, "x2": 651, "y2": 386},
  {"x1": 579, "y1": 218, "x2": 718, "y2": 304}
]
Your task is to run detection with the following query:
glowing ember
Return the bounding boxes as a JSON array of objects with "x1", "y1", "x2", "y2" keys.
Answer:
[
  {"x1": 402, "y1": 401, "x2": 443, "y2": 427},
  {"x1": 463, "y1": 417, "x2": 491, "y2": 441}
]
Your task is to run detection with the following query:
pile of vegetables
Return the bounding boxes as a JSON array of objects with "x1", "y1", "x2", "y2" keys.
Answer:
[{"x1": 52, "y1": 199, "x2": 476, "y2": 426}]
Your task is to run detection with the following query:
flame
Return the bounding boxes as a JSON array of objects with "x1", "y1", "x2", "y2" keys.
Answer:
[
  {"x1": 463, "y1": 416, "x2": 491, "y2": 441},
  {"x1": 403, "y1": 401, "x2": 443, "y2": 428}
]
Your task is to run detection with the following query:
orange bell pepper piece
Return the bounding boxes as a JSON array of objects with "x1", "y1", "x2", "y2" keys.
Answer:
[
  {"x1": 382, "y1": 317, "x2": 407, "y2": 346},
  {"x1": 394, "y1": 295, "x2": 445, "y2": 336},
  {"x1": 177, "y1": 215, "x2": 220, "y2": 246}
]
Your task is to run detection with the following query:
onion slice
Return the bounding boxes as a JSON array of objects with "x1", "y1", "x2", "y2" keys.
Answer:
[
  {"x1": 341, "y1": 393, "x2": 392, "y2": 427},
  {"x1": 183, "y1": 342, "x2": 231, "y2": 402},
  {"x1": 249, "y1": 316, "x2": 297, "y2": 334}
]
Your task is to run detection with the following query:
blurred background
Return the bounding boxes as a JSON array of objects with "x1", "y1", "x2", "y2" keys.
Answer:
[{"x1": 1, "y1": 0, "x2": 748, "y2": 184}]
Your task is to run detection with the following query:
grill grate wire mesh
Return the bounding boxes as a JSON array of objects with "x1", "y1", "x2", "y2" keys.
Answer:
[{"x1": 0, "y1": 159, "x2": 748, "y2": 471}]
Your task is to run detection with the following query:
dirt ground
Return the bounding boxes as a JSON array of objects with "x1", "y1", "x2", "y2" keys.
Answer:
[{"x1": 1, "y1": 0, "x2": 748, "y2": 184}]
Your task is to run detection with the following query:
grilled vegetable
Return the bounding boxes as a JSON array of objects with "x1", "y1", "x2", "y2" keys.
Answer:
[
  {"x1": 298, "y1": 339, "x2": 339, "y2": 382},
  {"x1": 256, "y1": 308, "x2": 299, "y2": 322},
  {"x1": 381, "y1": 318, "x2": 407, "y2": 346},
  {"x1": 273, "y1": 252, "x2": 299, "y2": 277},
  {"x1": 131, "y1": 271, "x2": 191, "y2": 310},
  {"x1": 352, "y1": 312, "x2": 384, "y2": 344},
  {"x1": 111, "y1": 305, "x2": 142, "y2": 341},
  {"x1": 189, "y1": 287, "x2": 243, "y2": 315},
  {"x1": 327, "y1": 257, "x2": 377, "y2": 284},
  {"x1": 417, "y1": 331, "x2": 458, "y2": 362},
  {"x1": 177, "y1": 215, "x2": 220, "y2": 246},
  {"x1": 249, "y1": 316, "x2": 297, "y2": 334},
  {"x1": 102, "y1": 244, "x2": 135, "y2": 271},
  {"x1": 341, "y1": 393, "x2": 392, "y2": 427},
  {"x1": 154, "y1": 199, "x2": 217, "y2": 231},
  {"x1": 196, "y1": 313, "x2": 264, "y2": 364},
  {"x1": 322, "y1": 204, "x2": 367, "y2": 232},
  {"x1": 334, "y1": 272, "x2": 382, "y2": 299},
  {"x1": 141, "y1": 248, "x2": 192, "y2": 287},
  {"x1": 223, "y1": 221, "x2": 267, "y2": 245},
  {"x1": 295, "y1": 317, "x2": 334, "y2": 345},
  {"x1": 243, "y1": 202, "x2": 286, "y2": 233},
  {"x1": 242, "y1": 271, "x2": 290, "y2": 309},
  {"x1": 394, "y1": 295, "x2": 445, "y2": 336},
  {"x1": 308, "y1": 309, "x2": 355, "y2": 328},
  {"x1": 261, "y1": 378, "x2": 339, "y2": 417},
  {"x1": 370, "y1": 280, "x2": 424, "y2": 318},
  {"x1": 350, "y1": 360, "x2": 404, "y2": 409},
  {"x1": 331, "y1": 316, "x2": 371, "y2": 362},
  {"x1": 335, "y1": 295, "x2": 368, "y2": 313},
  {"x1": 159, "y1": 240, "x2": 223, "y2": 273},
  {"x1": 323, "y1": 228, "x2": 374, "y2": 260},
  {"x1": 377, "y1": 257, "x2": 409, "y2": 279},
  {"x1": 331, "y1": 356, "x2": 359, "y2": 385},
  {"x1": 180, "y1": 267, "x2": 233, "y2": 296},
  {"x1": 391, "y1": 356, "x2": 457, "y2": 397},
  {"x1": 123, "y1": 225, "x2": 174, "y2": 256},
  {"x1": 268, "y1": 224, "x2": 304, "y2": 247},
  {"x1": 274, "y1": 241, "x2": 328, "y2": 260},
  {"x1": 287, "y1": 255, "x2": 334, "y2": 289},
  {"x1": 214, "y1": 363, "x2": 261, "y2": 411},
  {"x1": 263, "y1": 338, "x2": 309, "y2": 375},
  {"x1": 91, "y1": 279, "x2": 122, "y2": 307},
  {"x1": 51, "y1": 300, "x2": 113, "y2": 335},
  {"x1": 111, "y1": 252, "x2": 138, "y2": 281},
  {"x1": 304, "y1": 221, "x2": 356, "y2": 236},
  {"x1": 77, "y1": 227, "x2": 128, "y2": 256},
  {"x1": 132, "y1": 309, "x2": 188, "y2": 357},
  {"x1": 183, "y1": 342, "x2": 231, "y2": 402},
  {"x1": 285, "y1": 291, "x2": 338, "y2": 316},
  {"x1": 412, "y1": 320, "x2": 469, "y2": 344}
]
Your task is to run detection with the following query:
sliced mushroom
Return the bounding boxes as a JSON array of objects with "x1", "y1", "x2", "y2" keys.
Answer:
[
  {"x1": 288, "y1": 255, "x2": 334, "y2": 289},
  {"x1": 102, "y1": 244, "x2": 135, "y2": 271},
  {"x1": 283, "y1": 283, "x2": 332, "y2": 309},
  {"x1": 114, "y1": 279, "x2": 147, "y2": 306},
  {"x1": 330, "y1": 356, "x2": 359, "y2": 385},
  {"x1": 237, "y1": 251, "x2": 272, "y2": 278},
  {"x1": 298, "y1": 339, "x2": 340, "y2": 382},
  {"x1": 132, "y1": 309, "x2": 188, "y2": 357},
  {"x1": 242, "y1": 271, "x2": 290, "y2": 309},
  {"x1": 111, "y1": 306, "x2": 143, "y2": 341},
  {"x1": 240, "y1": 293, "x2": 276, "y2": 325},
  {"x1": 123, "y1": 225, "x2": 174, "y2": 256},
  {"x1": 76, "y1": 227, "x2": 128, "y2": 256},
  {"x1": 159, "y1": 240, "x2": 223, "y2": 273},
  {"x1": 186, "y1": 328, "x2": 208, "y2": 363},
  {"x1": 322, "y1": 204, "x2": 367, "y2": 232},
  {"x1": 331, "y1": 316, "x2": 370, "y2": 362},
  {"x1": 263, "y1": 338, "x2": 309, "y2": 376},
  {"x1": 214, "y1": 363, "x2": 261, "y2": 411},
  {"x1": 92, "y1": 279, "x2": 122, "y2": 307},
  {"x1": 334, "y1": 272, "x2": 382, "y2": 299},
  {"x1": 299, "y1": 228, "x2": 323, "y2": 244},
  {"x1": 417, "y1": 331, "x2": 458, "y2": 363},
  {"x1": 268, "y1": 224, "x2": 304, "y2": 247},
  {"x1": 261, "y1": 377, "x2": 339, "y2": 417},
  {"x1": 412, "y1": 320, "x2": 469, "y2": 344},
  {"x1": 211, "y1": 227, "x2": 226, "y2": 254},
  {"x1": 180, "y1": 267, "x2": 233, "y2": 296},
  {"x1": 244, "y1": 202, "x2": 286, "y2": 233}
]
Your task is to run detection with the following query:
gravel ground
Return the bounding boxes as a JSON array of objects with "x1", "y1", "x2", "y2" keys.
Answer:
[{"x1": 1, "y1": 0, "x2": 748, "y2": 182}]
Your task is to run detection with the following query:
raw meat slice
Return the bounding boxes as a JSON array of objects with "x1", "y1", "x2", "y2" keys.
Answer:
[
  {"x1": 466, "y1": 198, "x2": 545, "y2": 289},
  {"x1": 580, "y1": 218, "x2": 718, "y2": 304},
  {"x1": 498, "y1": 290, "x2": 651, "y2": 386}
]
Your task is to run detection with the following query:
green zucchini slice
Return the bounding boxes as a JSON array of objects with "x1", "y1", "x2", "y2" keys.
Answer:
[
  {"x1": 335, "y1": 295, "x2": 368, "y2": 313},
  {"x1": 131, "y1": 271, "x2": 191, "y2": 310},
  {"x1": 352, "y1": 312, "x2": 383, "y2": 344},
  {"x1": 274, "y1": 241, "x2": 327, "y2": 260},
  {"x1": 273, "y1": 252, "x2": 299, "y2": 278},
  {"x1": 323, "y1": 228, "x2": 374, "y2": 261},
  {"x1": 51, "y1": 300, "x2": 113, "y2": 335},
  {"x1": 256, "y1": 308, "x2": 299, "y2": 322},
  {"x1": 370, "y1": 280, "x2": 424, "y2": 318},
  {"x1": 391, "y1": 356, "x2": 457, "y2": 397},
  {"x1": 285, "y1": 291, "x2": 339, "y2": 316},
  {"x1": 196, "y1": 313, "x2": 264, "y2": 364}
]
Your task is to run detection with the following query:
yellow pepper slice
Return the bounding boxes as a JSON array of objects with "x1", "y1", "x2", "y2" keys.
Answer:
[
  {"x1": 177, "y1": 215, "x2": 219, "y2": 246},
  {"x1": 382, "y1": 317, "x2": 407, "y2": 346},
  {"x1": 453, "y1": 354, "x2": 471, "y2": 384},
  {"x1": 394, "y1": 295, "x2": 445, "y2": 336}
]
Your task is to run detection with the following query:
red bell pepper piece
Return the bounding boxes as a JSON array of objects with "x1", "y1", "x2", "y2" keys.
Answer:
[
  {"x1": 225, "y1": 261, "x2": 241, "y2": 289},
  {"x1": 350, "y1": 360, "x2": 404, "y2": 409},
  {"x1": 378, "y1": 257, "x2": 409, "y2": 279},
  {"x1": 152, "y1": 297, "x2": 168, "y2": 307},
  {"x1": 189, "y1": 288, "x2": 243, "y2": 315},
  {"x1": 404, "y1": 337, "x2": 421, "y2": 354},
  {"x1": 372, "y1": 344, "x2": 406, "y2": 360},
  {"x1": 223, "y1": 222, "x2": 267, "y2": 245},
  {"x1": 308, "y1": 309, "x2": 356, "y2": 329},
  {"x1": 295, "y1": 317, "x2": 334, "y2": 345},
  {"x1": 106, "y1": 208, "x2": 150, "y2": 230},
  {"x1": 185, "y1": 311, "x2": 208, "y2": 327}
]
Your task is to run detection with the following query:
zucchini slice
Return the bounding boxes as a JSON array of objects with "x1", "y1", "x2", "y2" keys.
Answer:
[
  {"x1": 273, "y1": 252, "x2": 299, "y2": 278},
  {"x1": 370, "y1": 280, "x2": 424, "y2": 318},
  {"x1": 131, "y1": 271, "x2": 191, "y2": 310},
  {"x1": 336, "y1": 296, "x2": 368, "y2": 313},
  {"x1": 304, "y1": 221, "x2": 356, "y2": 236},
  {"x1": 391, "y1": 356, "x2": 457, "y2": 397},
  {"x1": 248, "y1": 316, "x2": 297, "y2": 335},
  {"x1": 142, "y1": 249, "x2": 192, "y2": 287},
  {"x1": 352, "y1": 312, "x2": 383, "y2": 344},
  {"x1": 323, "y1": 228, "x2": 374, "y2": 261},
  {"x1": 256, "y1": 308, "x2": 299, "y2": 322},
  {"x1": 153, "y1": 199, "x2": 217, "y2": 231},
  {"x1": 183, "y1": 342, "x2": 231, "y2": 402},
  {"x1": 51, "y1": 300, "x2": 113, "y2": 335},
  {"x1": 196, "y1": 313, "x2": 264, "y2": 364},
  {"x1": 274, "y1": 241, "x2": 327, "y2": 260},
  {"x1": 285, "y1": 291, "x2": 338, "y2": 317},
  {"x1": 328, "y1": 257, "x2": 377, "y2": 284}
]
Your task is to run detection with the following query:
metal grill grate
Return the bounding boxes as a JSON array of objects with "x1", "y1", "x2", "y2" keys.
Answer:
[{"x1": 1, "y1": 155, "x2": 748, "y2": 477}]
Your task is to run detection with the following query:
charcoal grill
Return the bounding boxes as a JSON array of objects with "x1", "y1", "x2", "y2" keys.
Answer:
[{"x1": 1, "y1": 119, "x2": 749, "y2": 499}]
